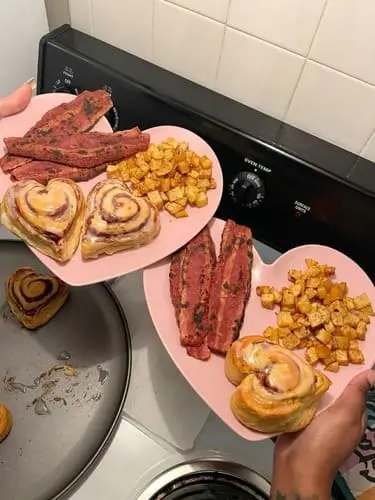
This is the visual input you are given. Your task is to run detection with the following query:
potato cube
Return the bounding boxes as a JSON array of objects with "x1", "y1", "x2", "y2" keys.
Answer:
[
  {"x1": 294, "y1": 327, "x2": 310, "y2": 340},
  {"x1": 305, "y1": 347, "x2": 319, "y2": 365},
  {"x1": 305, "y1": 288, "x2": 317, "y2": 300},
  {"x1": 307, "y1": 311, "x2": 325, "y2": 328},
  {"x1": 349, "y1": 340, "x2": 359, "y2": 350},
  {"x1": 175, "y1": 209, "x2": 188, "y2": 218},
  {"x1": 356, "y1": 321, "x2": 367, "y2": 341},
  {"x1": 200, "y1": 155, "x2": 212, "y2": 169},
  {"x1": 348, "y1": 349, "x2": 365, "y2": 364},
  {"x1": 177, "y1": 161, "x2": 190, "y2": 175},
  {"x1": 282, "y1": 290, "x2": 295, "y2": 308},
  {"x1": 167, "y1": 187, "x2": 185, "y2": 202},
  {"x1": 322, "y1": 352, "x2": 336, "y2": 366},
  {"x1": 332, "y1": 336, "x2": 349, "y2": 350},
  {"x1": 196, "y1": 192, "x2": 208, "y2": 208},
  {"x1": 159, "y1": 178, "x2": 171, "y2": 193},
  {"x1": 276, "y1": 327, "x2": 291, "y2": 339},
  {"x1": 277, "y1": 311, "x2": 294, "y2": 328},
  {"x1": 161, "y1": 192, "x2": 168, "y2": 202},
  {"x1": 281, "y1": 334, "x2": 300, "y2": 350},
  {"x1": 147, "y1": 190, "x2": 164, "y2": 211},
  {"x1": 176, "y1": 196, "x2": 188, "y2": 208},
  {"x1": 197, "y1": 179, "x2": 210, "y2": 191},
  {"x1": 296, "y1": 295, "x2": 312, "y2": 314},
  {"x1": 331, "y1": 311, "x2": 344, "y2": 327},
  {"x1": 209, "y1": 179, "x2": 217, "y2": 190},
  {"x1": 288, "y1": 269, "x2": 302, "y2": 282},
  {"x1": 343, "y1": 313, "x2": 360, "y2": 328},
  {"x1": 353, "y1": 293, "x2": 372, "y2": 310},
  {"x1": 316, "y1": 343, "x2": 331, "y2": 360},
  {"x1": 335, "y1": 349, "x2": 349, "y2": 366},
  {"x1": 185, "y1": 185, "x2": 199, "y2": 205},
  {"x1": 165, "y1": 202, "x2": 183, "y2": 216},
  {"x1": 188, "y1": 170, "x2": 200, "y2": 180},
  {"x1": 263, "y1": 327, "x2": 279, "y2": 343},
  {"x1": 316, "y1": 329, "x2": 332, "y2": 345},
  {"x1": 343, "y1": 297, "x2": 355, "y2": 310},
  {"x1": 199, "y1": 168, "x2": 212, "y2": 180},
  {"x1": 260, "y1": 293, "x2": 275, "y2": 309},
  {"x1": 325, "y1": 362, "x2": 340, "y2": 373}
]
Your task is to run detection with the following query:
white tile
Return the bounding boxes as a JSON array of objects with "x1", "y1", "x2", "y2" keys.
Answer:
[
  {"x1": 153, "y1": 1, "x2": 224, "y2": 88},
  {"x1": 360, "y1": 133, "x2": 375, "y2": 162},
  {"x1": 215, "y1": 28, "x2": 304, "y2": 120},
  {"x1": 310, "y1": 0, "x2": 375, "y2": 85},
  {"x1": 69, "y1": 0, "x2": 92, "y2": 34},
  {"x1": 165, "y1": 0, "x2": 230, "y2": 22},
  {"x1": 285, "y1": 61, "x2": 375, "y2": 154},
  {"x1": 227, "y1": 0, "x2": 326, "y2": 56},
  {"x1": 91, "y1": 0, "x2": 153, "y2": 61}
]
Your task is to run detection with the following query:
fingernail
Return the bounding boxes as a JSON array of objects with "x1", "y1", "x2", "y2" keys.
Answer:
[{"x1": 24, "y1": 77, "x2": 36, "y2": 90}]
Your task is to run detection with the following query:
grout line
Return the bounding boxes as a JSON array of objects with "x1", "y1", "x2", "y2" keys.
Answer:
[
  {"x1": 213, "y1": 26, "x2": 227, "y2": 85},
  {"x1": 308, "y1": 56, "x2": 375, "y2": 88},
  {"x1": 358, "y1": 124, "x2": 375, "y2": 159},
  {"x1": 163, "y1": 0, "x2": 226, "y2": 24},
  {"x1": 225, "y1": 0, "x2": 232, "y2": 23},
  {"x1": 281, "y1": 0, "x2": 329, "y2": 122}
]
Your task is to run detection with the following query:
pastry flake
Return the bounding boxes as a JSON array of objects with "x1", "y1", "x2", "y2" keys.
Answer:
[
  {"x1": 6, "y1": 267, "x2": 69, "y2": 330},
  {"x1": 81, "y1": 179, "x2": 160, "y2": 259},
  {"x1": 1, "y1": 179, "x2": 85, "y2": 263}
]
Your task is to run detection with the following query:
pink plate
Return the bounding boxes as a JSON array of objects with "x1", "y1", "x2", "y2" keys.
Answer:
[
  {"x1": 143, "y1": 217, "x2": 375, "y2": 441},
  {"x1": 0, "y1": 94, "x2": 223, "y2": 285}
]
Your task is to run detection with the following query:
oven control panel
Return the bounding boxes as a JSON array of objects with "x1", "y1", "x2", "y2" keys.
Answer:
[{"x1": 37, "y1": 25, "x2": 375, "y2": 281}]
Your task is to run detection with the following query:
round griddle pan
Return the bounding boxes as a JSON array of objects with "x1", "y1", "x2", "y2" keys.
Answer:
[{"x1": 0, "y1": 241, "x2": 132, "y2": 500}]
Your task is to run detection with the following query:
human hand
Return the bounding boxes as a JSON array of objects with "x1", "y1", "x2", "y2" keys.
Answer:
[
  {"x1": 271, "y1": 369, "x2": 375, "y2": 499},
  {"x1": 0, "y1": 79, "x2": 34, "y2": 119}
]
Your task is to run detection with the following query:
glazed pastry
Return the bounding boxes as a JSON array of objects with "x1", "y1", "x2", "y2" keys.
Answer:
[
  {"x1": 1, "y1": 179, "x2": 85, "y2": 263},
  {"x1": 0, "y1": 404, "x2": 13, "y2": 442},
  {"x1": 6, "y1": 267, "x2": 69, "y2": 330},
  {"x1": 81, "y1": 179, "x2": 160, "y2": 259},
  {"x1": 226, "y1": 336, "x2": 331, "y2": 434}
]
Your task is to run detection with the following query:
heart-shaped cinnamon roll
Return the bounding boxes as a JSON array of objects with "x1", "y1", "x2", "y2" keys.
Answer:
[
  {"x1": 81, "y1": 179, "x2": 160, "y2": 259},
  {"x1": 1, "y1": 179, "x2": 85, "y2": 262},
  {"x1": 226, "y1": 335, "x2": 331, "y2": 433},
  {"x1": 6, "y1": 267, "x2": 69, "y2": 329}
]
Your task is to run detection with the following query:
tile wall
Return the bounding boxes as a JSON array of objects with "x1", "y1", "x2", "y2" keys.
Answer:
[{"x1": 68, "y1": 0, "x2": 375, "y2": 162}]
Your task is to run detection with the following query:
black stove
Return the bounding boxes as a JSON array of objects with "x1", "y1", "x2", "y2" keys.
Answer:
[{"x1": 38, "y1": 24, "x2": 375, "y2": 281}]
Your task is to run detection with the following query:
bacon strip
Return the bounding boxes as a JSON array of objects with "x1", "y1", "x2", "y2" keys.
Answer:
[
  {"x1": 1, "y1": 90, "x2": 113, "y2": 173},
  {"x1": 10, "y1": 161, "x2": 107, "y2": 184},
  {"x1": 207, "y1": 220, "x2": 253, "y2": 354},
  {"x1": 169, "y1": 226, "x2": 216, "y2": 361},
  {"x1": 4, "y1": 128, "x2": 150, "y2": 169}
]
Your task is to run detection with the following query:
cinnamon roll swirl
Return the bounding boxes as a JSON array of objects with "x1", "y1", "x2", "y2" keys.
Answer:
[
  {"x1": 0, "y1": 179, "x2": 85, "y2": 263},
  {"x1": 81, "y1": 179, "x2": 160, "y2": 259},
  {"x1": 226, "y1": 336, "x2": 331, "y2": 434},
  {"x1": 6, "y1": 267, "x2": 69, "y2": 329},
  {"x1": 0, "y1": 404, "x2": 12, "y2": 443}
]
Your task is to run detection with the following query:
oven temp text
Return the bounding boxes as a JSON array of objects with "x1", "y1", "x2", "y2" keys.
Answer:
[{"x1": 244, "y1": 158, "x2": 272, "y2": 173}]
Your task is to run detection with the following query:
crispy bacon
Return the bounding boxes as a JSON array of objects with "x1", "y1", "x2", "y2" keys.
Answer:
[
  {"x1": 1, "y1": 90, "x2": 113, "y2": 173},
  {"x1": 4, "y1": 128, "x2": 150, "y2": 169},
  {"x1": 10, "y1": 161, "x2": 107, "y2": 184},
  {"x1": 207, "y1": 220, "x2": 253, "y2": 354},
  {"x1": 169, "y1": 226, "x2": 216, "y2": 360}
]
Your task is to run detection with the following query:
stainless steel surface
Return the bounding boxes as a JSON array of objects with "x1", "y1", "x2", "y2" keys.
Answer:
[
  {"x1": 134, "y1": 457, "x2": 271, "y2": 499},
  {"x1": 0, "y1": 241, "x2": 131, "y2": 500}
]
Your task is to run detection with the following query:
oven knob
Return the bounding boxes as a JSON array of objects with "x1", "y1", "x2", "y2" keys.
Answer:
[
  {"x1": 230, "y1": 171, "x2": 265, "y2": 208},
  {"x1": 53, "y1": 84, "x2": 80, "y2": 95}
]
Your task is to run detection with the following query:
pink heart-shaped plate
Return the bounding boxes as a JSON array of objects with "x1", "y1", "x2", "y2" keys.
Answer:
[{"x1": 143, "y1": 217, "x2": 375, "y2": 441}]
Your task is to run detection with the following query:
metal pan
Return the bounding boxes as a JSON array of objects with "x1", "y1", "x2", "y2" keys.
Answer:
[{"x1": 0, "y1": 241, "x2": 131, "y2": 500}]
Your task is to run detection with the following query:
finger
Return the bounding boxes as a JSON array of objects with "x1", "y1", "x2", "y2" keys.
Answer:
[
  {"x1": 334, "y1": 370, "x2": 375, "y2": 414},
  {"x1": 0, "y1": 79, "x2": 34, "y2": 119}
]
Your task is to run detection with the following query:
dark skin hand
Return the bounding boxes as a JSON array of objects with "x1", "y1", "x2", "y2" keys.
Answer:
[{"x1": 271, "y1": 369, "x2": 375, "y2": 500}]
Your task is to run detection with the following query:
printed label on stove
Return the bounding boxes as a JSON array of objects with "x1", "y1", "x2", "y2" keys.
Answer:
[
  {"x1": 244, "y1": 157, "x2": 272, "y2": 173},
  {"x1": 294, "y1": 200, "x2": 311, "y2": 214}
]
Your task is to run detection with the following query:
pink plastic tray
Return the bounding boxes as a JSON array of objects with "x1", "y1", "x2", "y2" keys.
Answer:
[
  {"x1": 0, "y1": 94, "x2": 223, "y2": 285},
  {"x1": 143, "y1": 217, "x2": 375, "y2": 441}
]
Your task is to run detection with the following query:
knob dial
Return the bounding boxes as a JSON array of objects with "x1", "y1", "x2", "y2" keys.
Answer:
[
  {"x1": 230, "y1": 171, "x2": 265, "y2": 208},
  {"x1": 52, "y1": 81, "x2": 80, "y2": 95}
]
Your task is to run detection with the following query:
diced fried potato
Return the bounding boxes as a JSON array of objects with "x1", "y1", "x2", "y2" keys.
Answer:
[
  {"x1": 281, "y1": 334, "x2": 300, "y2": 350},
  {"x1": 348, "y1": 349, "x2": 365, "y2": 365},
  {"x1": 305, "y1": 347, "x2": 319, "y2": 365},
  {"x1": 165, "y1": 202, "x2": 183, "y2": 216},
  {"x1": 147, "y1": 190, "x2": 164, "y2": 211},
  {"x1": 167, "y1": 186, "x2": 185, "y2": 202},
  {"x1": 316, "y1": 329, "x2": 332, "y2": 345},
  {"x1": 316, "y1": 343, "x2": 331, "y2": 360},
  {"x1": 263, "y1": 327, "x2": 279, "y2": 343},
  {"x1": 196, "y1": 192, "x2": 208, "y2": 208},
  {"x1": 277, "y1": 311, "x2": 294, "y2": 328},
  {"x1": 332, "y1": 336, "x2": 349, "y2": 350},
  {"x1": 356, "y1": 321, "x2": 367, "y2": 341},
  {"x1": 175, "y1": 209, "x2": 188, "y2": 218},
  {"x1": 106, "y1": 137, "x2": 217, "y2": 217},
  {"x1": 354, "y1": 293, "x2": 372, "y2": 310},
  {"x1": 261, "y1": 293, "x2": 276, "y2": 310},
  {"x1": 335, "y1": 349, "x2": 349, "y2": 366},
  {"x1": 325, "y1": 362, "x2": 340, "y2": 373},
  {"x1": 282, "y1": 290, "x2": 295, "y2": 308}
]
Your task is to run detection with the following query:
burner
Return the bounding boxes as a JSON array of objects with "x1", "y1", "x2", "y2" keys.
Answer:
[{"x1": 135, "y1": 459, "x2": 270, "y2": 500}]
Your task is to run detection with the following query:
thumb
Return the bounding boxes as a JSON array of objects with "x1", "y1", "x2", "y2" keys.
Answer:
[{"x1": 335, "y1": 369, "x2": 375, "y2": 412}]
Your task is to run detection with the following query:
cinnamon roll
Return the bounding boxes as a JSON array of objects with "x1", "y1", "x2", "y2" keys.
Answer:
[
  {"x1": 81, "y1": 179, "x2": 160, "y2": 259},
  {"x1": 226, "y1": 336, "x2": 331, "y2": 434},
  {"x1": 6, "y1": 267, "x2": 69, "y2": 329},
  {"x1": 0, "y1": 404, "x2": 13, "y2": 442},
  {"x1": 0, "y1": 179, "x2": 85, "y2": 263}
]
